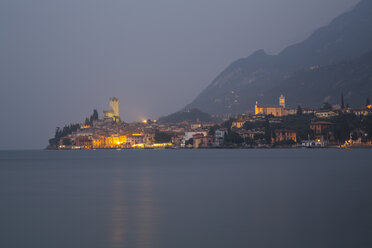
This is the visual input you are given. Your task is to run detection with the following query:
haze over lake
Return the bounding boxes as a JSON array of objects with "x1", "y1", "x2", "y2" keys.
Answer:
[{"x1": 1, "y1": 149, "x2": 371, "y2": 248}]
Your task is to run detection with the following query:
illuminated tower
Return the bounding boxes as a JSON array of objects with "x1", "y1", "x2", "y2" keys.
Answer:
[
  {"x1": 255, "y1": 101, "x2": 259, "y2": 115},
  {"x1": 103, "y1": 97, "x2": 120, "y2": 122},
  {"x1": 109, "y1": 97, "x2": 119, "y2": 117},
  {"x1": 279, "y1": 94, "x2": 285, "y2": 108}
]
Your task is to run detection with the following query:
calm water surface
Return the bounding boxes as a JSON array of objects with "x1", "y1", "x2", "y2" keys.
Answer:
[{"x1": 0, "y1": 149, "x2": 371, "y2": 248}]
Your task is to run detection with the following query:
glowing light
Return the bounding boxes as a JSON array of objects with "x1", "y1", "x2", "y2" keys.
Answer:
[{"x1": 132, "y1": 143, "x2": 145, "y2": 148}]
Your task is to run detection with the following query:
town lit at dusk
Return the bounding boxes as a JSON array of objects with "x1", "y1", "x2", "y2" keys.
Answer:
[{"x1": 1, "y1": 0, "x2": 371, "y2": 247}]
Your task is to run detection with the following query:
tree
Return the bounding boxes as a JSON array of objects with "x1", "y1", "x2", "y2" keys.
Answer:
[
  {"x1": 208, "y1": 125, "x2": 220, "y2": 135},
  {"x1": 92, "y1": 109, "x2": 99, "y2": 121},
  {"x1": 85, "y1": 118, "x2": 90, "y2": 126},
  {"x1": 50, "y1": 124, "x2": 79, "y2": 146},
  {"x1": 297, "y1": 105, "x2": 303, "y2": 116},
  {"x1": 221, "y1": 118, "x2": 235, "y2": 129},
  {"x1": 363, "y1": 115, "x2": 372, "y2": 139},
  {"x1": 321, "y1": 102, "x2": 332, "y2": 110},
  {"x1": 62, "y1": 138, "x2": 72, "y2": 146},
  {"x1": 331, "y1": 115, "x2": 351, "y2": 143},
  {"x1": 185, "y1": 138, "x2": 193, "y2": 147},
  {"x1": 154, "y1": 131, "x2": 172, "y2": 143},
  {"x1": 224, "y1": 130, "x2": 243, "y2": 147},
  {"x1": 48, "y1": 138, "x2": 57, "y2": 146},
  {"x1": 264, "y1": 118, "x2": 271, "y2": 144}
]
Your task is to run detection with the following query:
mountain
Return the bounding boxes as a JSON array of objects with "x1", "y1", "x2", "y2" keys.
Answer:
[
  {"x1": 157, "y1": 108, "x2": 214, "y2": 123},
  {"x1": 263, "y1": 50, "x2": 372, "y2": 108},
  {"x1": 185, "y1": 0, "x2": 372, "y2": 114}
]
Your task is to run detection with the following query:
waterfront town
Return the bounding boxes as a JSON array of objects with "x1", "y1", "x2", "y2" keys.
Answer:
[{"x1": 48, "y1": 95, "x2": 372, "y2": 150}]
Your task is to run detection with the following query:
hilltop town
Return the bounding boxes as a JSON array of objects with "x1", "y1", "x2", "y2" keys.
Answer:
[{"x1": 48, "y1": 95, "x2": 372, "y2": 150}]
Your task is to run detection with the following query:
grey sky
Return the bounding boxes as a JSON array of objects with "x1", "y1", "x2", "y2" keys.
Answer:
[{"x1": 0, "y1": 0, "x2": 359, "y2": 149}]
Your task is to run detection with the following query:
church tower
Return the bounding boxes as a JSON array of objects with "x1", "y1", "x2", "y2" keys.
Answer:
[
  {"x1": 279, "y1": 94, "x2": 285, "y2": 108},
  {"x1": 255, "y1": 101, "x2": 259, "y2": 115}
]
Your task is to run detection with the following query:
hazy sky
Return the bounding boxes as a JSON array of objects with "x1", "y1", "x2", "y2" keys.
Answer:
[{"x1": 0, "y1": 0, "x2": 359, "y2": 149}]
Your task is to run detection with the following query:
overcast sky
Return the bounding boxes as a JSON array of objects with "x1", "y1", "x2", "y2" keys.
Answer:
[{"x1": 0, "y1": 0, "x2": 360, "y2": 149}]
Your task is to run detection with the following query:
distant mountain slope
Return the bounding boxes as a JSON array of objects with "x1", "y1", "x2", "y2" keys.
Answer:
[
  {"x1": 186, "y1": 0, "x2": 372, "y2": 114},
  {"x1": 157, "y1": 108, "x2": 213, "y2": 123},
  {"x1": 263, "y1": 50, "x2": 372, "y2": 108}
]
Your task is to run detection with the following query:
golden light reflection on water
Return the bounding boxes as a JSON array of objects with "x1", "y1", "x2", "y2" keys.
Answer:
[
  {"x1": 109, "y1": 173, "x2": 128, "y2": 248},
  {"x1": 109, "y1": 167, "x2": 156, "y2": 248},
  {"x1": 136, "y1": 167, "x2": 155, "y2": 248}
]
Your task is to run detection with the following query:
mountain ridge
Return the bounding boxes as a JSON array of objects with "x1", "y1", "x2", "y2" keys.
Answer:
[
  {"x1": 185, "y1": 0, "x2": 372, "y2": 114},
  {"x1": 262, "y1": 50, "x2": 372, "y2": 108}
]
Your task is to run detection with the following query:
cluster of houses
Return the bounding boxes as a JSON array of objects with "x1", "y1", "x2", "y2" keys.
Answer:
[{"x1": 54, "y1": 96, "x2": 372, "y2": 149}]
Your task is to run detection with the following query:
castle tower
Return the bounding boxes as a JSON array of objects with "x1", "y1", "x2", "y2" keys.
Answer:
[
  {"x1": 279, "y1": 94, "x2": 285, "y2": 108},
  {"x1": 103, "y1": 97, "x2": 120, "y2": 122},
  {"x1": 109, "y1": 97, "x2": 119, "y2": 117},
  {"x1": 255, "y1": 101, "x2": 259, "y2": 115}
]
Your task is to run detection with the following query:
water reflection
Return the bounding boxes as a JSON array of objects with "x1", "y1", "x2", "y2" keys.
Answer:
[
  {"x1": 109, "y1": 170, "x2": 128, "y2": 248},
  {"x1": 109, "y1": 166, "x2": 156, "y2": 248},
  {"x1": 136, "y1": 167, "x2": 155, "y2": 248}
]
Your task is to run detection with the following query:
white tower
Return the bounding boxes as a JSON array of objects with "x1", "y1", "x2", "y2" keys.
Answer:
[{"x1": 279, "y1": 94, "x2": 285, "y2": 108}]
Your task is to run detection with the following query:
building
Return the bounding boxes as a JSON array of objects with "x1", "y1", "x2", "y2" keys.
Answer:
[
  {"x1": 231, "y1": 120, "x2": 245, "y2": 129},
  {"x1": 184, "y1": 131, "x2": 207, "y2": 142},
  {"x1": 254, "y1": 95, "x2": 288, "y2": 117},
  {"x1": 127, "y1": 134, "x2": 144, "y2": 145},
  {"x1": 103, "y1": 97, "x2": 120, "y2": 122},
  {"x1": 302, "y1": 108, "x2": 317, "y2": 114},
  {"x1": 287, "y1": 108, "x2": 298, "y2": 115},
  {"x1": 192, "y1": 133, "x2": 213, "y2": 148},
  {"x1": 273, "y1": 130, "x2": 297, "y2": 143},
  {"x1": 315, "y1": 111, "x2": 338, "y2": 118},
  {"x1": 214, "y1": 128, "x2": 228, "y2": 146},
  {"x1": 302, "y1": 140, "x2": 324, "y2": 148},
  {"x1": 92, "y1": 135, "x2": 105, "y2": 149},
  {"x1": 255, "y1": 103, "x2": 288, "y2": 117},
  {"x1": 190, "y1": 123, "x2": 202, "y2": 130},
  {"x1": 279, "y1": 94, "x2": 285, "y2": 108},
  {"x1": 310, "y1": 121, "x2": 332, "y2": 134},
  {"x1": 352, "y1": 108, "x2": 371, "y2": 116}
]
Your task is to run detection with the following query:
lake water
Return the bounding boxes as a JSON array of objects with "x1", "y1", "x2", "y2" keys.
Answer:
[{"x1": 0, "y1": 149, "x2": 371, "y2": 248}]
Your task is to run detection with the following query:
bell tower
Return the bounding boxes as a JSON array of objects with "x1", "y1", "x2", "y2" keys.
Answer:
[{"x1": 279, "y1": 94, "x2": 285, "y2": 108}]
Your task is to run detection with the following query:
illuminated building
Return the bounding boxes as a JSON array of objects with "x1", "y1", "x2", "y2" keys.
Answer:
[
  {"x1": 104, "y1": 135, "x2": 127, "y2": 148},
  {"x1": 127, "y1": 134, "x2": 144, "y2": 146},
  {"x1": 352, "y1": 108, "x2": 371, "y2": 116},
  {"x1": 315, "y1": 111, "x2": 338, "y2": 118},
  {"x1": 103, "y1": 97, "x2": 120, "y2": 122},
  {"x1": 231, "y1": 121, "x2": 245, "y2": 129},
  {"x1": 273, "y1": 130, "x2": 297, "y2": 143},
  {"x1": 93, "y1": 136, "x2": 105, "y2": 149},
  {"x1": 75, "y1": 136, "x2": 93, "y2": 148},
  {"x1": 310, "y1": 121, "x2": 332, "y2": 134},
  {"x1": 255, "y1": 102, "x2": 288, "y2": 117},
  {"x1": 254, "y1": 95, "x2": 288, "y2": 117},
  {"x1": 279, "y1": 94, "x2": 285, "y2": 108}
]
